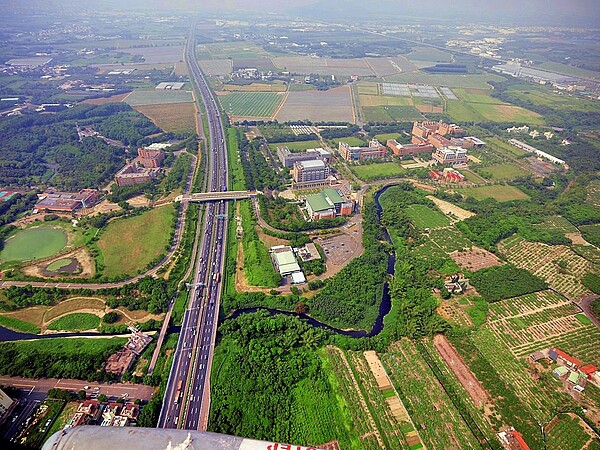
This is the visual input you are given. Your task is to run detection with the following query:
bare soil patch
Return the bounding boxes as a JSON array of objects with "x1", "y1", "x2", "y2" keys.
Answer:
[
  {"x1": 426, "y1": 195, "x2": 475, "y2": 221},
  {"x1": 43, "y1": 297, "x2": 106, "y2": 323},
  {"x1": 363, "y1": 350, "x2": 393, "y2": 390},
  {"x1": 450, "y1": 246, "x2": 502, "y2": 271},
  {"x1": 21, "y1": 247, "x2": 95, "y2": 279},
  {"x1": 433, "y1": 334, "x2": 490, "y2": 408},
  {"x1": 565, "y1": 232, "x2": 589, "y2": 245},
  {"x1": 275, "y1": 86, "x2": 354, "y2": 123},
  {"x1": 134, "y1": 102, "x2": 196, "y2": 133},
  {"x1": 126, "y1": 194, "x2": 152, "y2": 208},
  {"x1": 1, "y1": 306, "x2": 48, "y2": 328},
  {"x1": 83, "y1": 93, "x2": 129, "y2": 105}
]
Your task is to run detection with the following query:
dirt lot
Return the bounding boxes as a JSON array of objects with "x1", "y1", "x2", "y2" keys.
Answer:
[
  {"x1": 82, "y1": 93, "x2": 130, "y2": 105},
  {"x1": 426, "y1": 195, "x2": 475, "y2": 221},
  {"x1": 433, "y1": 334, "x2": 489, "y2": 408},
  {"x1": 363, "y1": 351, "x2": 393, "y2": 390},
  {"x1": 134, "y1": 102, "x2": 196, "y2": 133},
  {"x1": 21, "y1": 247, "x2": 95, "y2": 279},
  {"x1": 275, "y1": 86, "x2": 354, "y2": 123},
  {"x1": 450, "y1": 246, "x2": 503, "y2": 271}
]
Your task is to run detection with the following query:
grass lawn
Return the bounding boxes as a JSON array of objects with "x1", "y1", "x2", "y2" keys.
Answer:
[
  {"x1": 405, "y1": 204, "x2": 450, "y2": 229},
  {"x1": 374, "y1": 132, "x2": 403, "y2": 142},
  {"x1": 97, "y1": 205, "x2": 174, "y2": 278},
  {"x1": 268, "y1": 140, "x2": 321, "y2": 152},
  {"x1": 485, "y1": 137, "x2": 528, "y2": 157},
  {"x1": 461, "y1": 170, "x2": 487, "y2": 184},
  {"x1": 458, "y1": 185, "x2": 530, "y2": 202},
  {"x1": 0, "y1": 315, "x2": 41, "y2": 334},
  {"x1": 0, "y1": 227, "x2": 67, "y2": 263},
  {"x1": 46, "y1": 258, "x2": 73, "y2": 272},
  {"x1": 480, "y1": 163, "x2": 529, "y2": 180},
  {"x1": 335, "y1": 136, "x2": 365, "y2": 146},
  {"x1": 350, "y1": 162, "x2": 406, "y2": 181},
  {"x1": 47, "y1": 313, "x2": 101, "y2": 331}
]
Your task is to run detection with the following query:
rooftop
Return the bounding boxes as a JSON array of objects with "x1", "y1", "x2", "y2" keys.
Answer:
[{"x1": 297, "y1": 159, "x2": 326, "y2": 169}]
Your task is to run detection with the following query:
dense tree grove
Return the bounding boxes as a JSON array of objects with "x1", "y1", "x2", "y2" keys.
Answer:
[
  {"x1": 0, "y1": 339, "x2": 123, "y2": 381},
  {"x1": 239, "y1": 134, "x2": 282, "y2": 191},
  {"x1": 0, "y1": 103, "x2": 159, "y2": 189},
  {"x1": 259, "y1": 195, "x2": 346, "y2": 232},
  {"x1": 470, "y1": 265, "x2": 547, "y2": 302},
  {"x1": 209, "y1": 312, "x2": 353, "y2": 446},
  {"x1": 1, "y1": 277, "x2": 170, "y2": 313}
]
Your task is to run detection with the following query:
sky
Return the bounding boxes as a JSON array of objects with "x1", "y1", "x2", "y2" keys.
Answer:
[{"x1": 13, "y1": 0, "x2": 599, "y2": 26}]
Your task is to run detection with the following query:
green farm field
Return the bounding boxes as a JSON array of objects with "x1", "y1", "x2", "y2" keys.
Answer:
[
  {"x1": 453, "y1": 88, "x2": 504, "y2": 104},
  {"x1": 446, "y1": 100, "x2": 544, "y2": 124},
  {"x1": 504, "y1": 83, "x2": 599, "y2": 112},
  {"x1": 405, "y1": 204, "x2": 450, "y2": 229},
  {"x1": 220, "y1": 92, "x2": 283, "y2": 117},
  {"x1": 97, "y1": 205, "x2": 174, "y2": 278},
  {"x1": 362, "y1": 106, "x2": 422, "y2": 122},
  {"x1": 47, "y1": 313, "x2": 101, "y2": 332},
  {"x1": 350, "y1": 162, "x2": 406, "y2": 181},
  {"x1": 0, "y1": 227, "x2": 67, "y2": 263},
  {"x1": 457, "y1": 184, "x2": 529, "y2": 202},
  {"x1": 407, "y1": 47, "x2": 453, "y2": 63},
  {"x1": 123, "y1": 90, "x2": 193, "y2": 106}
]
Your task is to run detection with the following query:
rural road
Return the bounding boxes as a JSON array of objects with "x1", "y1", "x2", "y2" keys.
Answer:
[{"x1": 0, "y1": 376, "x2": 155, "y2": 401}]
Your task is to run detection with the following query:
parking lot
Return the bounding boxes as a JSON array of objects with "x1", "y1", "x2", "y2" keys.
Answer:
[{"x1": 314, "y1": 216, "x2": 362, "y2": 269}]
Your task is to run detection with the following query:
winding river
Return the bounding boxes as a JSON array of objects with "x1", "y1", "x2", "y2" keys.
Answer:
[{"x1": 0, "y1": 186, "x2": 397, "y2": 342}]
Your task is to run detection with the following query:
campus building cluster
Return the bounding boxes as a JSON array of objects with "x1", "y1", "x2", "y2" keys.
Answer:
[
  {"x1": 508, "y1": 139, "x2": 566, "y2": 166},
  {"x1": 114, "y1": 145, "x2": 167, "y2": 187},
  {"x1": 278, "y1": 146, "x2": 336, "y2": 189},
  {"x1": 277, "y1": 146, "x2": 331, "y2": 167},
  {"x1": 338, "y1": 139, "x2": 387, "y2": 161},
  {"x1": 66, "y1": 400, "x2": 139, "y2": 429},
  {"x1": 305, "y1": 188, "x2": 354, "y2": 221},
  {"x1": 35, "y1": 189, "x2": 101, "y2": 213}
]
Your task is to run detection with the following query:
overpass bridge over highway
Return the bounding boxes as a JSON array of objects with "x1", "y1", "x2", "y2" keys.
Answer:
[{"x1": 175, "y1": 191, "x2": 258, "y2": 203}]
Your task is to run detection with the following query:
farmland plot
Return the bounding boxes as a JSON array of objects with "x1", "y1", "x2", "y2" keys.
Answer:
[
  {"x1": 499, "y1": 237, "x2": 597, "y2": 300},
  {"x1": 381, "y1": 339, "x2": 482, "y2": 450},
  {"x1": 220, "y1": 92, "x2": 284, "y2": 118},
  {"x1": 275, "y1": 86, "x2": 354, "y2": 123},
  {"x1": 485, "y1": 291, "x2": 588, "y2": 354}
]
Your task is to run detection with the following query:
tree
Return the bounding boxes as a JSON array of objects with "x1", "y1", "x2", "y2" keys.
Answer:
[
  {"x1": 97, "y1": 394, "x2": 108, "y2": 403},
  {"x1": 77, "y1": 390, "x2": 87, "y2": 400}
]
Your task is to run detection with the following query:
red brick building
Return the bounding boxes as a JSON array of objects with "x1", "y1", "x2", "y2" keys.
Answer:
[
  {"x1": 137, "y1": 148, "x2": 165, "y2": 168},
  {"x1": 338, "y1": 139, "x2": 387, "y2": 161},
  {"x1": 386, "y1": 139, "x2": 434, "y2": 157}
]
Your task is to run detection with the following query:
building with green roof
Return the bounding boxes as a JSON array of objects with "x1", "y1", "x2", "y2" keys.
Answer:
[{"x1": 305, "y1": 188, "x2": 354, "y2": 220}]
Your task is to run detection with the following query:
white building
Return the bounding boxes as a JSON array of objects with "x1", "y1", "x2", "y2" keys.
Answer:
[{"x1": 0, "y1": 388, "x2": 15, "y2": 421}]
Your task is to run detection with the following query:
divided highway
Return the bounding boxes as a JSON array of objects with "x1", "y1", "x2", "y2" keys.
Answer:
[{"x1": 157, "y1": 28, "x2": 229, "y2": 431}]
